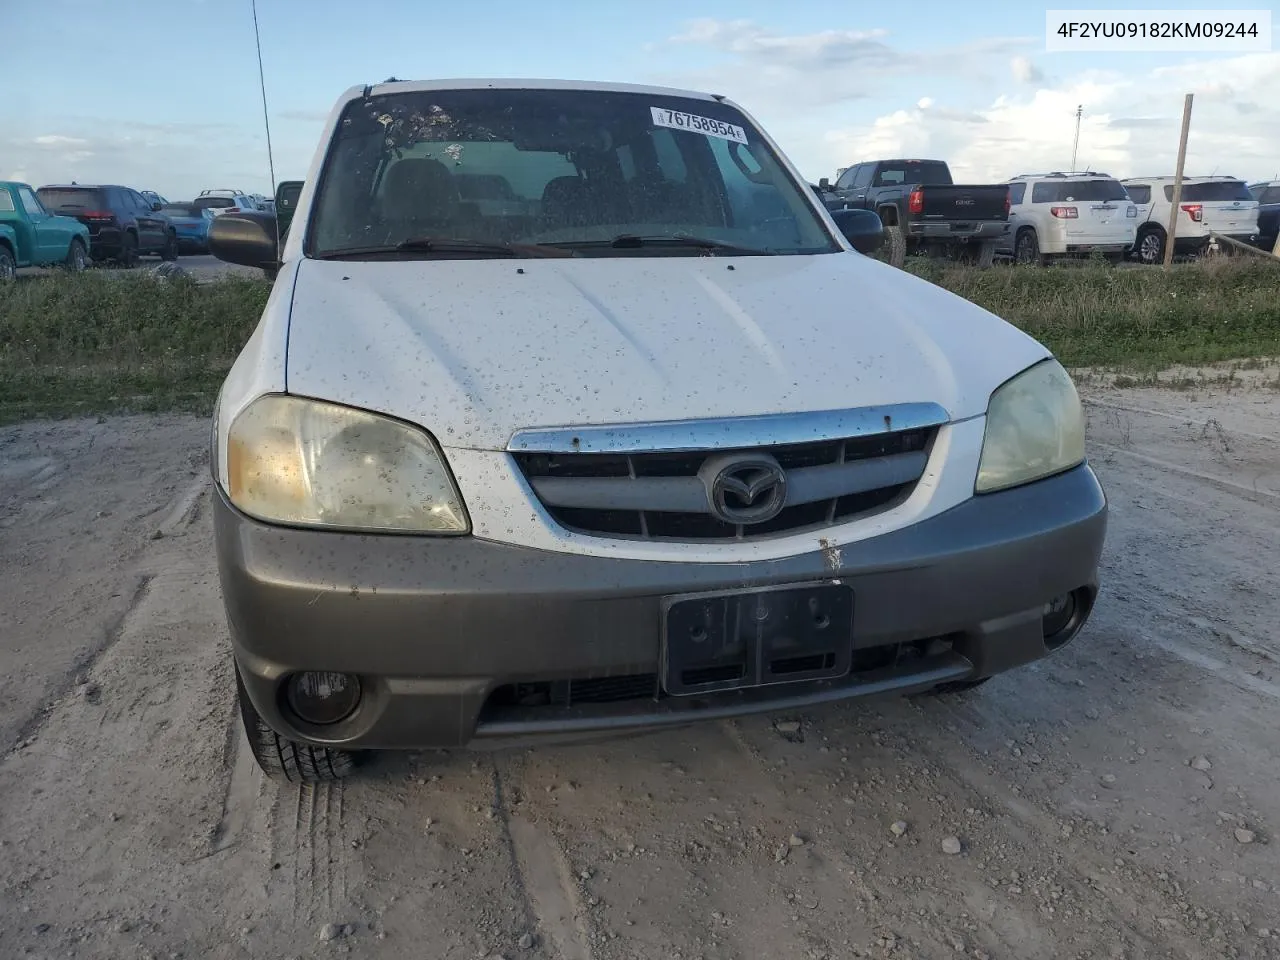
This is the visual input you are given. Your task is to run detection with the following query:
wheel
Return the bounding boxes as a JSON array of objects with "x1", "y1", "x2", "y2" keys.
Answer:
[
  {"x1": 161, "y1": 230, "x2": 179, "y2": 262},
  {"x1": 0, "y1": 246, "x2": 15, "y2": 282},
  {"x1": 236, "y1": 663, "x2": 358, "y2": 783},
  {"x1": 1015, "y1": 228, "x2": 1045, "y2": 266},
  {"x1": 64, "y1": 238, "x2": 88, "y2": 273},
  {"x1": 1135, "y1": 227, "x2": 1165, "y2": 265},
  {"x1": 118, "y1": 231, "x2": 139, "y2": 268},
  {"x1": 882, "y1": 223, "x2": 906, "y2": 268}
]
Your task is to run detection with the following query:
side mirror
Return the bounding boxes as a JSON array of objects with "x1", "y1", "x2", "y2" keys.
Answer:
[
  {"x1": 209, "y1": 211, "x2": 279, "y2": 269},
  {"x1": 151, "y1": 201, "x2": 163, "y2": 211},
  {"x1": 830, "y1": 208, "x2": 884, "y2": 255},
  {"x1": 818, "y1": 177, "x2": 831, "y2": 191}
]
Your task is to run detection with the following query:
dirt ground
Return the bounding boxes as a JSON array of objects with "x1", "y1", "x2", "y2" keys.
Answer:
[{"x1": 1, "y1": 368, "x2": 1277, "y2": 960}]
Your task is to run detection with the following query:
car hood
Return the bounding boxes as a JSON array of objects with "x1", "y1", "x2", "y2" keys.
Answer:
[{"x1": 285, "y1": 253, "x2": 1049, "y2": 451}]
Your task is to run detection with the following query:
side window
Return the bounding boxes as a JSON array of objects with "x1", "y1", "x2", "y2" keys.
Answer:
[
  {"x1": 1163, "y1": 185, "x2": 1174, "y2": 201},
  {"x1": 835, "y1": 165, "x2": 860, "y2": 190},
  {"x1": 0, "y1": 190, "x2": 15, "y2": 212},
  {"x1": 852, "y1": 164, "x2": 874, "y2": 189},
  {"x1": 1008, "y1": 182, "x2": 1026, "y2": 205},
  {"x1": 1263, "y1": 187, "x2": 1280, "y2": 204},
  {"x1": 132, "y1": 190, "x2": 151, "y2": 210},
  {"x1": 1125, "y1": 184, "x2": 1151, "y2": 204},
  {"x1": 1030, "y1": 182, "x2": 1059, "y2": 203},
  {"x1": 17, "y1": 187, "x2": 45, "y2": 216}
]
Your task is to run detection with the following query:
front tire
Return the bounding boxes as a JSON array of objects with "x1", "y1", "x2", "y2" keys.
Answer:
[
  {"x1": 64, "y1": 238, "x2": 88, "y2": 273},
  {"x1": 236, "y1": 665, "x2": 358, "y2": 783}
]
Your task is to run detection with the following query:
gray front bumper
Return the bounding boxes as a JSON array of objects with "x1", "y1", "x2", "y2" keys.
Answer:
[{"x1": 215, "y1": 463, "x2": 1107, "y2": 749}]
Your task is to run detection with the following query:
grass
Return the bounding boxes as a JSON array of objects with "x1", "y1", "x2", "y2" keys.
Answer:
[
  {"x1": 0, "y1": 271, "x2": 268, "y2": 421},
  {"x1": 1, "y1": 256, "x2": 1278, "y2": 421}
]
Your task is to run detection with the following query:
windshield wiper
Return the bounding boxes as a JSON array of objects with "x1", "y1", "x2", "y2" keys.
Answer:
[
  {"x1": 549, "y1": 234, "x2": 774, "y2": 255},
  {"x1": 315, "y1": 237, "x2": 574, "y2": 260}
]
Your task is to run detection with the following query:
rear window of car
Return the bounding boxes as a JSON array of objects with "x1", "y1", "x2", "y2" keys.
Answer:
[
  {"x1": 37, "y1": 187, "x2": 105, "y2": 210},
  {"x1": 1164, "y1": 181, "x2": 1253, "y2": 202},
  {"x1": 193, "y1": 197, "x2": 236, "y2": 210},
  {"x1": 1031, "y1": 179, "x2": 1128, "y2": 203},
  {"x1": 161, "y1": 204, "x2": 200, "y2": 217},
  {"x1": 872, "y1": 161, "x2": 951, "y2": 186}
]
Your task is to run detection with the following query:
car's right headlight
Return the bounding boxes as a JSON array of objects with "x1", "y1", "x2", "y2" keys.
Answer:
[
  {"x1": 223, "y1": 394, "x2": 469, "y2": 533},
  {"x1": 975, "y1": 359, "x2": 1085, "y2": 494}
]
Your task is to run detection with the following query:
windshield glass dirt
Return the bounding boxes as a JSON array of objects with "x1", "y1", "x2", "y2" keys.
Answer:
[{"x1": 306, "y1": 87, "x2": 838, "y2": 257}]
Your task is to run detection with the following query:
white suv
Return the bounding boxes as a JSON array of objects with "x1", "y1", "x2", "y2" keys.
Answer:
[
  {"x1": 1121, "y1": 176, "x2": 1259, "y2": 264},
  {"x1": 202, "y1": 78, "x2": 1106, "y2": 782},
  {"x1": 193, "y1": 189, "x2": 260, "y2": 217},
  {"x1": 998, "y1": 173, "x2": 1136, "y2": 265}
]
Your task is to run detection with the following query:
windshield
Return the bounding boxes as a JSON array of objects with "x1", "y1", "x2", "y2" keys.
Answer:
[
  {"x1": 306, "y1": 87, "x2": 837, "y2": 257},
  {"x1": 36, "y1": 187, "x2": 105, "y2": 211},
  {"x1": 1165, "y1": 181, "x2": 1254, "y2": 202}
]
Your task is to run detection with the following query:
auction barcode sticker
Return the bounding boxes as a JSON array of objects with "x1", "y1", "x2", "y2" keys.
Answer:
[{"x1": 650, "y1": 107, "x2": 748, "y2": 144}]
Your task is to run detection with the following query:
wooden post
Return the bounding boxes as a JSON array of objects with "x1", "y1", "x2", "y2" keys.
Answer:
[
  {"x1": 1273, "y1": 229, "x2": 1280, "y2": 258},
  {"x1": 1163, "y1": 93, "x2": 1194, "y2": 268}
]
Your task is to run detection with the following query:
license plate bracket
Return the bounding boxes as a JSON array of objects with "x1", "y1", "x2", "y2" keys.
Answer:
[{"x1": 661, "y1": 582, "x2": 854, "y2": 696}]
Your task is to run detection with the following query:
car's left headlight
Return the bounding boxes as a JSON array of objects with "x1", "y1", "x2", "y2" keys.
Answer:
[
  {"x1": 222, "y1": 394, "x2": 469, "y2": 533},
  {"x1": 975, "y1": 359, "x2": 1085, "y2": 494}
]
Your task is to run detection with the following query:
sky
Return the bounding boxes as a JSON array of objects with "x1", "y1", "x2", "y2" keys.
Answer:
[{"x1": 4, "y1": 0, "x2": 1279, "y2": 199}]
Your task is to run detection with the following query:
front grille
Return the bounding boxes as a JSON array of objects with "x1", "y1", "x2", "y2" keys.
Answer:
[{"x1": 513, "y1": 425, "x2": 936, "y2": 541}]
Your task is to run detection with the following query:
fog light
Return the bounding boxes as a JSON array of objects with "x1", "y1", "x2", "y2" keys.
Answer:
[
  {"x1": 1042, "y1": 593, "x2": 1076, "y2": 640},
  {"x1": 285, "y1": 671, "x2": 361, "y2": 726}
]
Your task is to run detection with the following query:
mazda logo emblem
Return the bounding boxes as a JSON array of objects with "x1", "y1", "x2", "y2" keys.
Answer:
[{"x1": 698, "y1": 453, "x2": 788, "y2": 525}]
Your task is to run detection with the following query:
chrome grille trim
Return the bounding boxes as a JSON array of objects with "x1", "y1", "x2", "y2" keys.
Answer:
[
  {"x1": 507, "y1": 402, "x2": 950, "y2": 454},
  {"x1": 529, "y1": 450, "x2": 928, "y2": 513}
]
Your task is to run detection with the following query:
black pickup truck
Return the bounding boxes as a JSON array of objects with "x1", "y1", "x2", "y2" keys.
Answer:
[{"x1": 819, "y1": 159, "x2": 1010, "y2": 265}]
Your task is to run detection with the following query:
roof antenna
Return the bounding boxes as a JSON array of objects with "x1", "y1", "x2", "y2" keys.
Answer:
[{"x1": 250, "y1": 0, "x2": 277, "y2": 196}]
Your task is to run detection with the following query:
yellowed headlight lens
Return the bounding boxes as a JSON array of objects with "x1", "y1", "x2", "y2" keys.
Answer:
[{"x1": 225, "y1": 395, "x2": 468, "y2": 533}]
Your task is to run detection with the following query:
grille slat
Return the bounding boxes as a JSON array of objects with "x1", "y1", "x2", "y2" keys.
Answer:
[{"x1": 514, "y1": 424, "x2": 936, "y2": 542}]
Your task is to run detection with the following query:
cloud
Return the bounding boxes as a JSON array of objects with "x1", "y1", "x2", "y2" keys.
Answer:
[
  {"x1": 33, "y1": 135, "x2": 89, "y2": 147},
  {"x1": 659, "y1": 18, "x2": 1035, "y2": 112},
  {"x1": 651, "y1": 20, "x2": 1280, "y2": 184},
  {"x1": 817, "y1": 53, "x2": 1280, "y2": 183},
  {"x1": 1010, "y1": 56, "x2": 1044, "y2": 85}
]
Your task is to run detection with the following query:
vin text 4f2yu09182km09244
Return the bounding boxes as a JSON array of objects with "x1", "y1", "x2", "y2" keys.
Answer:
[{"x1": 206, "y1": 79, "x2": 1107, "y2": 782}]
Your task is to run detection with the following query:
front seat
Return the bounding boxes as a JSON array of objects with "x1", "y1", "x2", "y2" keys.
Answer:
[
  {"x1": 541, "y1": 176, "x2": 603, "y2": 231},
  {"x1": 380, "y1": 158, "x2": 462, "y2": 234}
]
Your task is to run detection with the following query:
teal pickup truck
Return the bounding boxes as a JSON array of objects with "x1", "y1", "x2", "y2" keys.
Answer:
[{"x1": 0, "y1": 181, "x2": 92, "y2": 280}]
